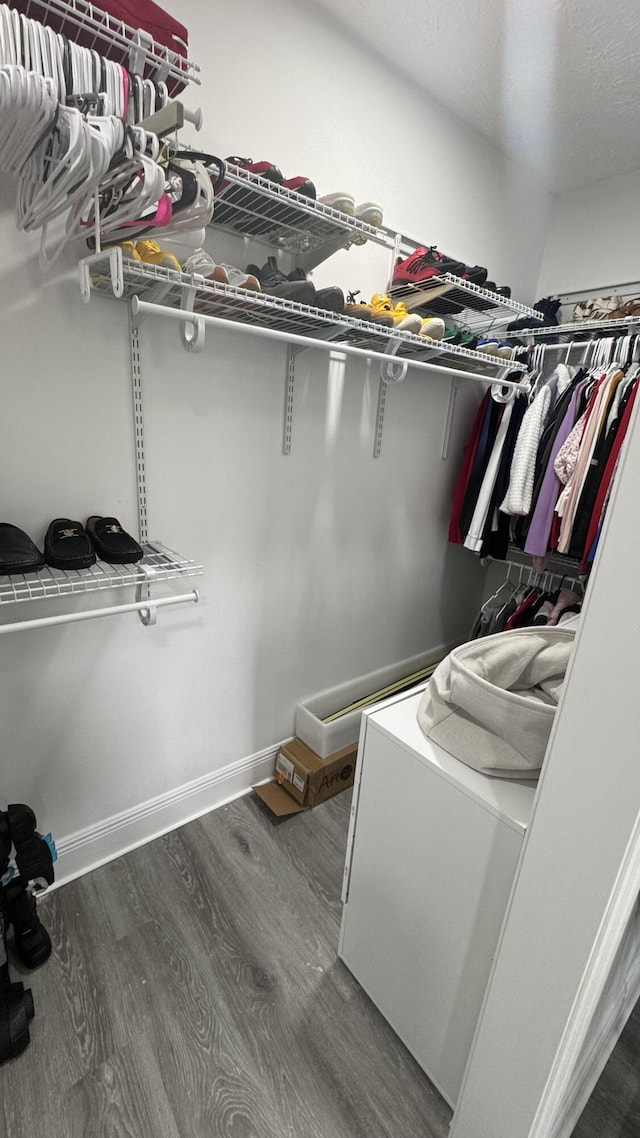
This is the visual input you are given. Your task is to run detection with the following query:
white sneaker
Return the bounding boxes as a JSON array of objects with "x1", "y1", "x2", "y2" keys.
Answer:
[
  {"x1": 355, "y1": 201, "x2": 383, "y2": 227},
  {"x1": 220, "y1": 264, "x2": 261, "y2": 290},
  {"x1": 351, "y1": 201, "x2": 384, "y2": 244},
  {"x1": 182, "y1": 249, "x2": 228, "y2": 283},
  {"x1": 420, "y1": 317, "x2": 445, "y2": 340},
  {"x1": 319, "y1": 192, "x2": 356, "y2": 215},
  {"x1": 396, "y1": 313, "x2": 423, "y2": 334}
]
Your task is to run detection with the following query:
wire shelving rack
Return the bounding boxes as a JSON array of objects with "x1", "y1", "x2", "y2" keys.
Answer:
[
  {"x1": 210, "y1": 163, "x2": 390, "y2": 260},
  {"x1": 389, "y1": 274, "x2": 540, "y2": 333},
  {"x1": 0, "y1": 543, "x2": 202, "y2": 606},
  {"x1": 81, "y1": 255, "x2": 523, "y2": 379},
  {"x1": 10, "y1": 0, "x2": 200, "y2": 92}
]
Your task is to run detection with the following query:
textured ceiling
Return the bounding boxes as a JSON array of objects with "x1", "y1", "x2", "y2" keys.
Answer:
[{"x1": 313, "y1": 0, "x2": 640, "y2": 194}]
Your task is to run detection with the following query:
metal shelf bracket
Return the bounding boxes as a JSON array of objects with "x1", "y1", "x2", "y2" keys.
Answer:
[
  {"x1": 135, "y1": 564, "x2": 157, "y2": 625},
  {"x1": 379, "y1": 336, "x2": 409, "y2": 385},
  {"x1": 79, "y1": 247, "x2": 123, "y2": 303},
  {"x1": 179, "y1": 286, "x2": 206, "y2": 352}
]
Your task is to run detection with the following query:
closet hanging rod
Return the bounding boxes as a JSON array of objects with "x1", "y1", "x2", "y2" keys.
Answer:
[
  {"x1": 0, "y1": 590, "x2": 199, "y2": 635},
  {"x1": 130, "y1": 297, "x2": 529, "y2": 392}
]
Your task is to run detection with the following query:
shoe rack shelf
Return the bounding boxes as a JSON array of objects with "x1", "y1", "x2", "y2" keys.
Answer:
[
  {"x1": 12, "y1": 0, "x2": 200, "y2": 93},
  {"x1": 388, "y1": 273, "x2": 540, "y2": 334},
  {"x1": 0, "y1": 543, "x2": 202, "y2": 634},
  {"x1": 80, "y1": 251, "x2": 521, "y2": 380},
  {"x1": 210, "y1": 162, "x2": 392, "y2": 266},
  {"x1": 0, "y1": 543, "x2": 202, "y2": 605},
  {"x1": 513, "y1": 316, "x2": 640, "y2": 341}
]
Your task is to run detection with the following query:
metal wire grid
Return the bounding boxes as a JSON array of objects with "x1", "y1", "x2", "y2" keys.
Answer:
[
  {"x1": 389, "y1": 274, "x2": 538, "y2": 333},
  {"x1": 0, "y1": 542, "x2": 203, "y2": 604},
  {"x1": 15, "y1": 0, "x2": 200, "y2": 91},
  {"x1": 210, "y1": 164, "x2": 390, "y2": 255},
  {"x1": 515, "y1": 316, "x2": 640, "y2": 341},
  {"x1": 87, "y1": 258, "x2": 522, "y2": 378}
]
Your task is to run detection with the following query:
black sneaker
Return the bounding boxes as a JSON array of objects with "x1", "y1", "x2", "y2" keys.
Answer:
[
  {"x1": 507, "y1": 296, "x2": 560, "y2": 332},
  {"x1": 288, "y1": 269, "x2": 344, "y2": 314},
  {"x1": 460, "y1": 266, "x2": 489, "y2": 286},
  {"x1": 248, "y1": 258, "x2": 316, "y2": 305}
]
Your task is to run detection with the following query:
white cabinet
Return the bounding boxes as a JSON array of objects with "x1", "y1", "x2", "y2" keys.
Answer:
[{"x1": 339, "y1": 689, "x2": 536, "y2": 1107}]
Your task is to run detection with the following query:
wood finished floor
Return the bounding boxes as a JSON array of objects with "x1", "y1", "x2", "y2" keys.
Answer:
[
  {"x1": 573, "y1": 998, "x2": 640, "y2": 1137},
  {"x1": 0, "y1": 791, "x2": 451, "y2": 1138}
]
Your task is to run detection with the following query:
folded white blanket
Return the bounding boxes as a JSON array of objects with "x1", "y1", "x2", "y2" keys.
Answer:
[{"x1": 416, "y1": 628, "x2": 575, "y2": 778}]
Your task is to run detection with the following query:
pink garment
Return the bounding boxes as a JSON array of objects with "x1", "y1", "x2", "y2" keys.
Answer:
[
  {"x1": 556, "y1": 373, "x2": 620, "y2": 554},
  {"x1": 554, "y1": 412, "x2": 587, "y2": 486}
]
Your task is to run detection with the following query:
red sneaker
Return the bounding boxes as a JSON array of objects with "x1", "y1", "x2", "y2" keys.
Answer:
[
  {"x1": 226, "y1": 157, "x2": 283, "y2": 183},
  {"x1": 392, "y1": 246, "x2": 465, "y2": 286},
  {"x1": 282, "y1": 176, "x2": 317, "y2": 199}
]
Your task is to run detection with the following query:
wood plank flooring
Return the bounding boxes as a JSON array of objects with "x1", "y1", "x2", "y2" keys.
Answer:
[
  {"x1": 573, "y1": 999, "x2": 640, "y2": 1137},
  {"x1": 0, "y1": 791, "x2": 451, "y2": 1138}
]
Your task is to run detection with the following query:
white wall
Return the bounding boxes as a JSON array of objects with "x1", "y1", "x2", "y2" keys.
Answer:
[
  {"x1": 537, "y1": 167, "x2": 640, "y2": 295},
  {"x1": 0, "y1": 0, "x2": 550, "y2": 864}
]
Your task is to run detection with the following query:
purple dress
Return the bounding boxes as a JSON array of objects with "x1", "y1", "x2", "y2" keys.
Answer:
[{"x1": 524, "y1": 384, "x2": 583, "y2": 557}]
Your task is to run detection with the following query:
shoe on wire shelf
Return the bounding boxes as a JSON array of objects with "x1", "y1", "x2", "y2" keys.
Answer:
[
  {"x1": 181, "y1": 250, "x2": 261, "y2": 290},
  {"x1": 370, "y1": 293, "x2": 422, "y2": 334},
  {"x1": 344, "y1": 290, "x2": 394, "y2": 326},
  {"x1": 419, "y1": 316, "x2": 446, "y2": 340},
  {"x1": 247, "y1": 257, "x2": 316, "y2": 304},
  {"x1": 135, "y1": 240, "x2": 182, "y2": 272}
]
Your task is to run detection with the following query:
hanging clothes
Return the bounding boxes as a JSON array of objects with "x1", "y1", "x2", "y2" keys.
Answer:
[
  {"x1": 499, "y1": 364, "x2": 574, "y2": 517},
  {"x1": 449, "y1": 335, "x2": 640, "y2": 571},
  {"x1": 556, "y1": 371, "x2": 624, "y2": 554},
  {"x1": 580, "y1": 379, "x2": 639, "y2": 569},
  {"x1": 448, "y1": 391, "x2": 491, "y2": 545},
  {"x1": 524, "y1": 378, "x2": 586, "y2": 557},
  {"x1": 464, "y1": 401, "x2": 515, "y2": 553}
]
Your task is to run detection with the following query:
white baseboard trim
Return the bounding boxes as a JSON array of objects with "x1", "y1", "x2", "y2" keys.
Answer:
[{"x1": 53, "y1": 740, "x2": 289, "y2": 889}]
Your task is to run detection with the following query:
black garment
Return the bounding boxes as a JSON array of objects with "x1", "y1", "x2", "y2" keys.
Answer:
[
  {"x1": 568, "y1": 379, "x2": 636, "y2": 560},
  {"x1": 479, "y1": 395, "x2": 528, "y2": 560},
  {"x1": 458, "y1": 399, "x2": 504, "y2": 543}
]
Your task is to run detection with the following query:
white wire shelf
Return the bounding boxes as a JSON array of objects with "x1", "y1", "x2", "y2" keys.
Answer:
[
  {"x1": 389, "y1": 274, "x2": 539, "y2": 333},
  {"x1": 210, "y1": 163, "x2": 391, "y2": 257},
  {"x1": 81, "y1": 253, "x2": 524, "y2": 379},
  {"x1": 12, "y1": 0, "x2": 200, "y2": 93},
  {"x1": 0, "y1": 541, "x2": 203, "y2": 605},
  {"x1": 514, "y1": 316, "x2": 640, "y2": 341}
]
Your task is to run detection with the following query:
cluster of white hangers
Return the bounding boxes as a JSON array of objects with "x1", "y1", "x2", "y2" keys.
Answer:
[
  {"x1": 0, "y1": 2, "x2": 219, "y2": 267},
  {"x1": 0, "y1": 61, "x2": 164, "y2": 262},
  {"x1": 0, "y1": 3, "x2": 169, "y2": 119},
  {"x1": 528, "y1": 333, "x2": 640, "y2": 380}
]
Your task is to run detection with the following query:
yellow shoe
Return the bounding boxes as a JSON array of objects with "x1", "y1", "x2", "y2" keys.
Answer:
[
  {"x1": 370, "y1": 293, "x2": 422, "y2": 334},
  {"x1": 135, "y1": 240, "x2": 182, "y2": 272},
  {"x1": 118, "y1": 241, "x2": 142, "y2": 262}
]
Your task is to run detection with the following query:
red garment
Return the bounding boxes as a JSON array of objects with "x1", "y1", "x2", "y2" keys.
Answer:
[
  {"x1": 580, "y1": 379, "x2": 639, "y2": 571},
  {"x1": 448, "y1": 392, "x2": 490, "y2": 545},
  {"x1": 505, "y1": 589, "x2": 540, "y2": 630},
  {"x1": 13, "y1": 0, "x2": 190, "y2": 94}
]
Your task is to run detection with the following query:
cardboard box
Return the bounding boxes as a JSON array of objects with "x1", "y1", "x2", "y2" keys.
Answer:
[{"x1": 254, "y1": 737, "x2": 357, "y2": 817}]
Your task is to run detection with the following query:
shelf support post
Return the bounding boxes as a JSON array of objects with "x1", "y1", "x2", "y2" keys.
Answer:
[
  {"x1": 129, "y1": 305, "x2": 149, "y2": 545},
  {"x1": 283, "y1": 345, "x2": 298, "y2": 454},
  {"x1": 373, "y1": 375, "x2": 388, "y2": 459}
]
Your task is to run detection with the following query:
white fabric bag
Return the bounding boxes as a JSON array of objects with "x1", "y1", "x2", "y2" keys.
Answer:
[{"x1": 416, "y1": 627, "x2": 575, "y2": 778}]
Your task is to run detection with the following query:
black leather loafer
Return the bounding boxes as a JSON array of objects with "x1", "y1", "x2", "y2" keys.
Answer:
[
  {"x1": 86, "y1": 517, "x2": 144, "y2": 564},
  {"x1": 44, "y1": 519, "x2": 95, "y2": 571},
  {"x1": 0, "y1": 525, "x2": 45, "y2": 575}
]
